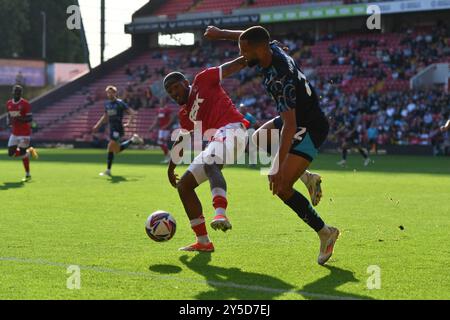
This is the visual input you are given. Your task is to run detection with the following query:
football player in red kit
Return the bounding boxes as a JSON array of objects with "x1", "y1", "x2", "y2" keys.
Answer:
[
  {"x1": 6, "y1": 85, "x2": 38, "y2": 182},
  {"x1": 150, "y1": 105, "x2": 176, "y2": 163},
  {"x1": 164, "y1": 57, "x2": 249, "y2": 252}
]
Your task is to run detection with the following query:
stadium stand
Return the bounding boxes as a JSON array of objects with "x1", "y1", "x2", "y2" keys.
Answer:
[{"x1": 18, "y1": 21, "x2": 449, "y2": 152}]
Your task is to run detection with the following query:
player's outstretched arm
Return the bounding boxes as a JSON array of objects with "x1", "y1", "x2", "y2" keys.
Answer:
[
  {"x1": 167, "y1": 160, "x2": 179, "y2": 188},
  {"x1": 440, "y1": 119, "x2": 450, "y2": 132},
  {"x1": 149, "y1": 117, "x2": 157, "y2": 131},
  {"x1": 93, "y1": 112, "x2": 107, "y2": 132},
  {"x1": 167, "y1": 132, "x2": 190, "y2": 188},
  {"x1": 124, "y1": 108, "x2": 137, "y2": 127},
  {"x1": 220, "y1": 56, "x2": 248, "y2": 79},
  {"x1": 272, "y1": 40, "x2": 290, "y2": 53},
  {"x1": 6, "y1": 113, "x2": 11, "y2": 127},
  {"x1": 204, "y1": 26, "x2": 244, "y2": 41}
]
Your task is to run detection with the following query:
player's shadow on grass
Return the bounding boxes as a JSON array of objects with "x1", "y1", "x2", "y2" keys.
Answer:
[
  {"x1": 0, "y1": 181, "x2": 25, "y2": 191},
  {"x1": 175, "y1": 253, "x2": 298, "y2": 300},
  {"x1": 109, "y1": 176, "x2": 128, "y2": 184},
  {"x1": 104, "y1": 176, "x2": 141, "y2": 184},
  {"x1": 150, "y1": 255, "x2": 375, "y2": 300},
  {"x1": 297, "y1": 265, "x2": 375, "y2": 300}
]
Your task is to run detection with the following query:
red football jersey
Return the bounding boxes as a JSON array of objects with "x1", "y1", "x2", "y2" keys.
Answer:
[
  {"x1": 157, "y1": 106, "x2": 173, "y2": 128},
  {"x1": 6, "y1": 98, "x2": 32, "y2": 136},
  {"x1": 178, "y1": 67, "x2": 244, "y2": 133}
]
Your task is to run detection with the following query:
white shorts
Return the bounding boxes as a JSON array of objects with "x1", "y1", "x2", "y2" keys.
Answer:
[
  {"x1": 8, "y1": 135, "x2": 31, "y2": 149},
  {"x1": 158, "y1": 130, "x2": 170, "y2": 143},
  {"x1": 188, "y1": 122, "x2": 247, "y2": 185}
]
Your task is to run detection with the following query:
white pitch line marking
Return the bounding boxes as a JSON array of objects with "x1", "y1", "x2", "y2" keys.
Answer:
[{"x1": 0, "y1": 257, "x2": 361, "y2": 300}]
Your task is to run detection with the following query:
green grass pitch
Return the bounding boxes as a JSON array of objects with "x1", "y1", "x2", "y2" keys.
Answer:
[{"x1": 0, "y1": 149, "x2": 449, "y2": 300}]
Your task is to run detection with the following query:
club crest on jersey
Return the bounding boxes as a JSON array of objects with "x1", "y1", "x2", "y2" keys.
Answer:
[{"x1": 189, "y1": 93, "x2": 204, "y2": 123}]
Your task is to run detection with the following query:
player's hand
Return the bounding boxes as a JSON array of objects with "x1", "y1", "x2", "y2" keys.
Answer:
[
  {"x1": 273, "y1": 40, "x2": 289, "y2": 53},
  {"x1": 92, "y1": 126, "x2": 99, "y2": 133},
  {"x1": 124, "y1": 122, "x2": 131, "y2": 128},
  {"x1": 204, "y1": 26, "x2": 223, "y2": 41},
  {"x1": 168, "y1": 168, "x2": 179, "y2": 188},
  {"x1": 269, "y1": 172, "x2": 282, "y2": 196},
  {"x1": 440, "y1": 126, "x2": 447, "y2": 133}
]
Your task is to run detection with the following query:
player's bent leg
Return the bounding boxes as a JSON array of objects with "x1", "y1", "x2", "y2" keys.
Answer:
[
  {"x1": 100, "y1": 141, "x2": 119, "y2": 176},
  {"x1": 299, "y1": 171, "x2": 323, "y2": 207},
  {"x1": 119, "y1": 134, "x2": 144, "y2": 153},
  {"x1": 177, "y1": 171, "x2": 202, "y2": 221},
  {"x1": 358, "y1": 146, "x2": 372, "y2": 166},
  {"x1": 177, "y1": 170, "x2": 214, "y2": 252},
  {"x1": 19, "y1": 148, "x2": 32, "y2": 181},
  {"x1": 131, "y1": 133, "x2": 144, "y2": 145},
  {"x1": 204, "y1": 163, "x2": 232, "y2": 233},
  {"x1": 277, "y1": 154, "x2": 339, "y2": 266},
  {"x1": 26, "y1": 147, "x2": 38, "y2": 159},
  {"x1": 337, "y1": 144, "x2": 348, "y2": 167},
  {"x1": 8, "y1": 146, "x2": 19, "y2": 157},
  {"x1": 158, "y1": 139, "x2": 171, "y2": 164},
  {"x1": 253, "y1": 120, "x2": 323, "y2": 206},
  {"x1": 15, "y1": 138, "x2": 33, "y2": 180},
  {"x1": 109, "y1": 140, "x2": 121, "y2": 154}
]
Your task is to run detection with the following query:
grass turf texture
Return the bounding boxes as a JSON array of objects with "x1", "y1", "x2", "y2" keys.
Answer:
[{"x1": 0, "y1": 149, "x2": 449, "y2": 300}]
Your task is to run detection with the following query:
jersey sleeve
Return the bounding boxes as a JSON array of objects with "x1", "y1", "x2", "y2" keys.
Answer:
[{"x1": 194, "y1": 67, "x2": 221, "y2": 88}]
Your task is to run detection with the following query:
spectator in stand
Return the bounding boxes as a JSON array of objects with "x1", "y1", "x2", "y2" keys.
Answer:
[{"x1": 367, "y1": 123, "x2": 379, "y2": 154}]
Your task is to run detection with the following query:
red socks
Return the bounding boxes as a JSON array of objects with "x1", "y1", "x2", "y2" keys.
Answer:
[
  {"x1": 190, "y1": 216, "x2": 210, "y2": 244},
  {"x1": 212, "y1": 188, "x2": 228, "y2": 217},
  {"x1": 22, "y1": 155, "x2": 30, "y2": 174}
]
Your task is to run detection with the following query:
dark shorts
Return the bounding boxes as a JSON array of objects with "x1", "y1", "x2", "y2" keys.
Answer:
[
  {"x1": 273, "y1": 116, "x2": 329, "y2": 162},
  {"x1": 109, "y1": 125, "x2": 124, "y2": 142}
]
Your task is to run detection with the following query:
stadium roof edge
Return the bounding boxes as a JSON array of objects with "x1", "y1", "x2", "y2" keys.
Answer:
[{"x1": 125, "y1": 0, "x2": 450, "y2": 35}]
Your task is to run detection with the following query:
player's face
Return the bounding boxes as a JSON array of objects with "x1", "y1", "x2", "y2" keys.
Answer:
[
  {"x1": 239, "y1": 40, "x2": 260, "y2": 67},
  {"x1": 106, "y1": 89, "x2": 117, "y2": 101},
  {"x1": 165, "y1": 80, "x2": 189, "y2": 105},
  {"x1": 13, "y1": 88, "x2": 22, "y2": 100}
]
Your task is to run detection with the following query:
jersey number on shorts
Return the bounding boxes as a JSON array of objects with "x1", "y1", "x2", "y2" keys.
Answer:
[{"x1": 293, "y1": 127, "x2": 307, "y2": 142}]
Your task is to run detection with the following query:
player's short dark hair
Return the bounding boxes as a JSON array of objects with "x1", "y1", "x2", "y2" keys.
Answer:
[
  {"x1": 240, "y1": 26, "x2": 271, "y2": 45},
  {"x1": 164, "y1": 72, "x2": 187, "y2": 89}
]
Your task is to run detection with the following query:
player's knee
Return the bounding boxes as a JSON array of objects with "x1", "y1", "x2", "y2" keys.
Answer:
[
  {"x1": 176, "y1": 179, "x2": 187, "y2": 195},
  {"x1": 204, "y1": 163, "x2": 221, "y2": 178},
  {"x1": 177, "y1": 176, "x2": 195, "y2": 195},
  {"x1": 109, "y1": 142, "x2": 119, "y2": 154}
]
